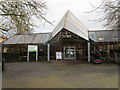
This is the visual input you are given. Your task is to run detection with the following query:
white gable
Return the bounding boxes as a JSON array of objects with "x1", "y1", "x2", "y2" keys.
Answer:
[{"x1": 51, "y1": 11, "x2": 89, "y2": 41}]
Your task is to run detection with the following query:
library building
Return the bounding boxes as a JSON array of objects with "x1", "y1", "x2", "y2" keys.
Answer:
[{"x1": 2, "y1": 11, "x2": 120, "y2": 63}]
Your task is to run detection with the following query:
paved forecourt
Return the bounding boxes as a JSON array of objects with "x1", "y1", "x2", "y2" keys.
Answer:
[{"x1": 2, "y1": 61, "x2": 118, "y2": 88}]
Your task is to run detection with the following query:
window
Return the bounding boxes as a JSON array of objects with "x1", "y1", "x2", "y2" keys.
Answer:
[
  {"x1": 112, "y1": 37, "x2": 117, "y2": 41},
  {"x1": 99, "y1": 37, "x2": 104, "y2": 41},
  {"x1": 3, "y1": 47, "x2": 9, "y2": 53}
]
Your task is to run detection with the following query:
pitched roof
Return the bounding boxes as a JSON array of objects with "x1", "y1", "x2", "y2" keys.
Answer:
[
  {"x1": 51, "y1": 10, "x2": 89, "y2": 41},
  {"x1": 3, "y1": 33, "x2": 51, "y2": 45},
  {"x1": 3, "y1": 11, "x2": 89, "y2": 45}
]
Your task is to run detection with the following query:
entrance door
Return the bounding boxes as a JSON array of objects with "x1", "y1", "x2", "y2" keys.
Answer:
[
  {"x1": 29, "y1": 52, "x2": 36, "y2": 61},
  {"x1": 64, "y1": 46, "x2": 76, "y2": 59}
]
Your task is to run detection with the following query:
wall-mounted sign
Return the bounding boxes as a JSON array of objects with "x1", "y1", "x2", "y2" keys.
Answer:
[
  {"x1": 27, "y1": 45, "x2": 38, "y2": 62},
  {"x1": 28, "y1": 45, "x2": 38, "y2": 52}
]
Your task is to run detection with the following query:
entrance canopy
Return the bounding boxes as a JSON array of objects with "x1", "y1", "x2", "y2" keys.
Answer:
[{"x1": 51, "y1": 10, "x2": 89, "y2": 41}]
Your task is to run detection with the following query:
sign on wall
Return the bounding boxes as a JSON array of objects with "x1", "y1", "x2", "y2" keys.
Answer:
[
  {"x1": 27, "y1": 45, "x2": 38, "y2": 62},
  {"x1": 56, "y1": 52, "x2": 62, "y2": 60},
  {"x1": 28, "y1": 45, "x2": 38, "y2": 52}
]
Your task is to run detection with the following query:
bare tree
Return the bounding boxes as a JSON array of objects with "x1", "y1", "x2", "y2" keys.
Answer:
[
  {"x1": 88, "y1": 0, "x2": 120, "y2": 30},
  {"x1": 0, "y1": 0, "x2": 51, "y2": 37},
  {"x1": 102, "y1": 0, "x2": 120, "y2": 30}
]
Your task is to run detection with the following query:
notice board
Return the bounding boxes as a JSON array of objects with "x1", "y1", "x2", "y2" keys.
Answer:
[{"x1": 56, "y1": 52, "x2": 62, "y2": 60}]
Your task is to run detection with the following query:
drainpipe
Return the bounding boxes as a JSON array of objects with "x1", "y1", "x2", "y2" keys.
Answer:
[
  {"x1": 47, "y1": 43, "x2": 50, "y2": 61},
  {"x1": 27, "y1": 48, "x2": 29, "y2": 62},
  {"x1": 88, "y1": 42, "x2": 90, "y2": 62}
]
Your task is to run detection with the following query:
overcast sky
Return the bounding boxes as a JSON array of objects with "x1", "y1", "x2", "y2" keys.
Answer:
[{"x1": 34, "y1": 0, "x2": 106, "y2": 33}]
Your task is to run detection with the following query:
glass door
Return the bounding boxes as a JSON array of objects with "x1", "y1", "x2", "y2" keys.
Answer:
[{"x1": 64, "y1": 46, "x2": 76, "y2": 59}]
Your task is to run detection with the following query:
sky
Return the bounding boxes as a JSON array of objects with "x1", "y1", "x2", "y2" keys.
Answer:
[{"x1": 34, "y1": 0, "x2": 106, "y2": 33}]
